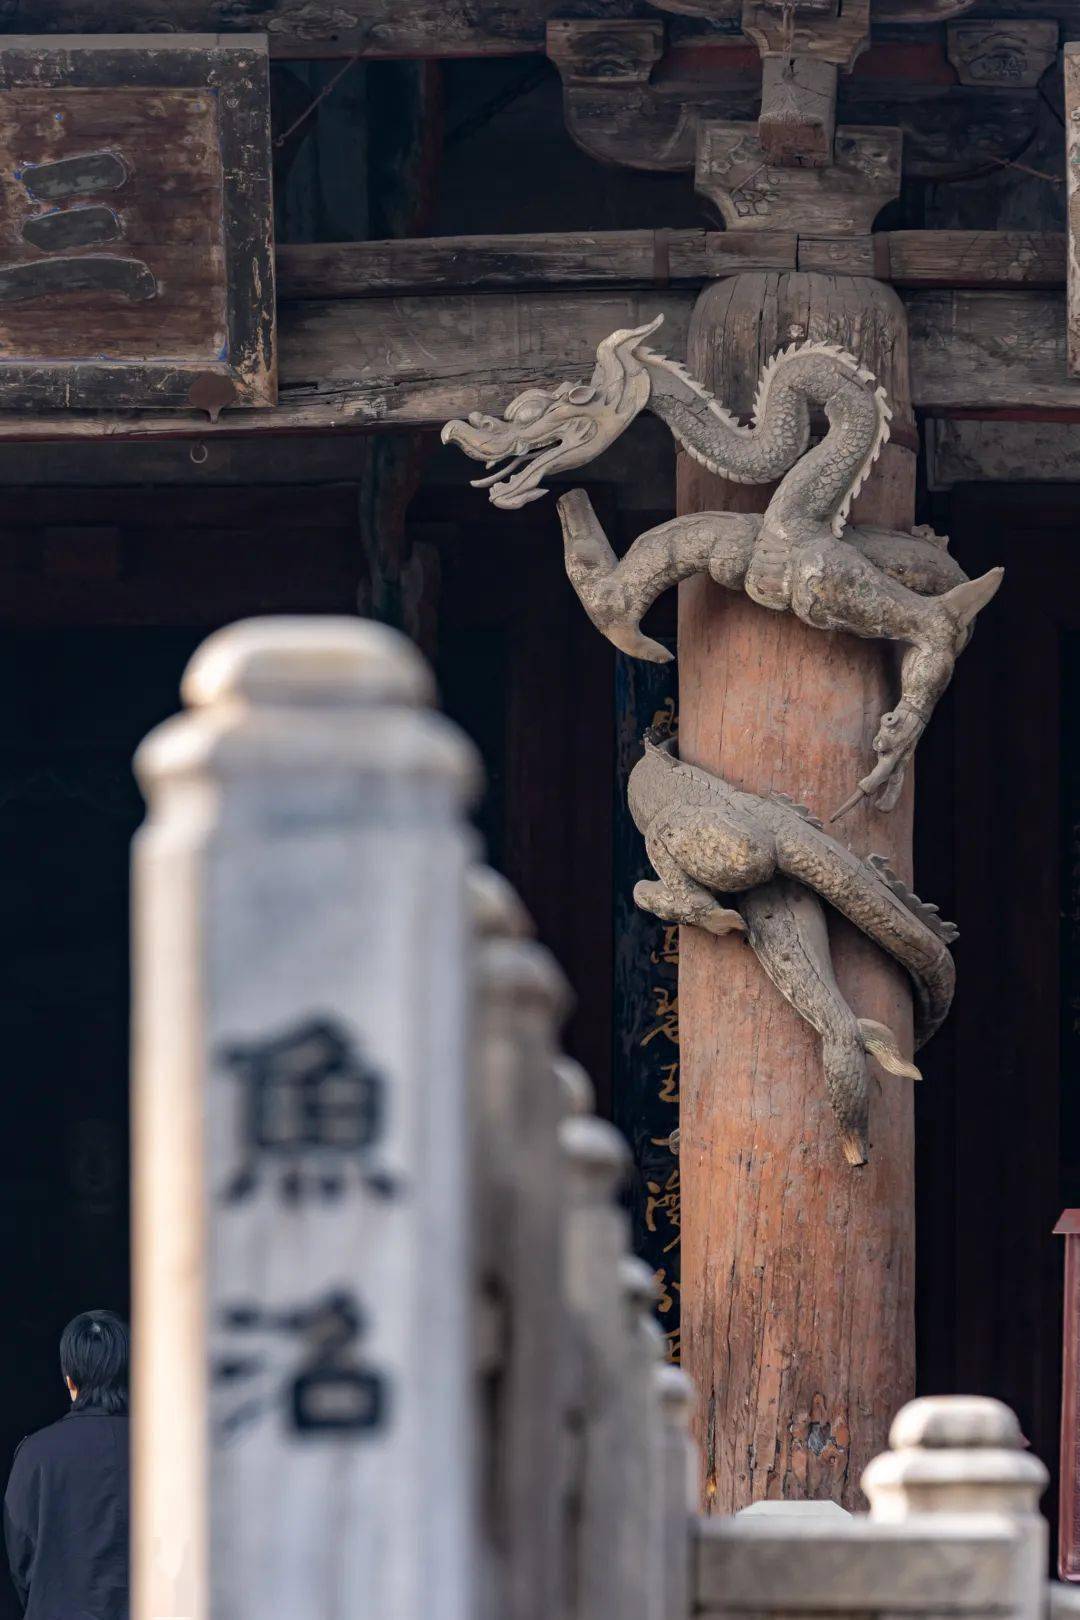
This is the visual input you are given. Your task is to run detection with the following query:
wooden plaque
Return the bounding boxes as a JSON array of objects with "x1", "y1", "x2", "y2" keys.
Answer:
[{"x1": 0, "y1": 35, "x2": 276, "y2": 412}]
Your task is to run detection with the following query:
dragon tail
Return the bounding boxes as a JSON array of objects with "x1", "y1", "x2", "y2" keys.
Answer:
[
  {"x1": 774, "y1": 819, "x2": 956, "y2": 1050},
  {"x1": 739, "y1": 879, "x2": 920, "y2": 1167}
]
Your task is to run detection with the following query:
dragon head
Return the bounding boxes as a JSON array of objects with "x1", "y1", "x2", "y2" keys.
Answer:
[{"x1": 440, "y1": 315, "x2": 663, "y2": 510}]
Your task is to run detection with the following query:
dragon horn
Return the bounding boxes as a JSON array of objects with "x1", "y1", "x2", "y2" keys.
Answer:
[{"x1": 593, "y1": 314, "x2": 665, "y2": 403}]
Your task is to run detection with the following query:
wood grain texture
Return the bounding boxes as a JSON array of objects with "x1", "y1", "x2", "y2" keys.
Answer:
[
  {"x1": 277, "y1": 230, "x2": 1066, "y2": 299},
  {"x1": 0, "y1": 36, "x2": 275, "y2": 409},
  {"x1": 0, "y1": 1, "x2": 742, "y2": 59},
  {"x1": 677, "y1": 272, "x2": 915, "y2": 1514},
  {"x1": 0, "y1": 285, "x2": 1075, "y2": 441},
  {"x1": 0, "y1": 0, "x2": 1063, "y2": 58},
  {"x1": 926, "y1": 418, "x2": 1080, "y2": 487},
  {"x1": 0, "y1": 87, "x2": 226, "y2": 359},
  {"x1": 276, "y1": 231, "x2": 799, "y2": 297},
  {"x1": 1067, "y1": 45, "x2": 1080, "y2": 379},
  {"x1": 908, "y1": 289, "x2": 1074, "y2": 410}
]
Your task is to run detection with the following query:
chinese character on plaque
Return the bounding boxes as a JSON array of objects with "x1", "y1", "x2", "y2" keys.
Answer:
[{"x1": 0, "y1": 36, "x2": 276, "y2": 411}]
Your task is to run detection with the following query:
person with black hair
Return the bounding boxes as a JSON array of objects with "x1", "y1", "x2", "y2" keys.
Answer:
[{"x1": 4, "y1": 1310, "x2": 129, "y2": 1619}]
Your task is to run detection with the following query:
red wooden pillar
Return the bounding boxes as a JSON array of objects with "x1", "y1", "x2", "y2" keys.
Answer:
[
  {"x1": 678, "y1": 271, "x2": 917, "y2": 1511},
  {"x1": 1056, "y1": 1210, "x2": 1080, "y2": 1578}
]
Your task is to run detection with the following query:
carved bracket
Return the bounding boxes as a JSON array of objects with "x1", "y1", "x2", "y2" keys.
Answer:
[
  {"x1": 696, "y1": 122, "x2": 901, "y2": 232},
  {"x1": 946, "y1": 20, "x2": 1058, "y2": 86},
  {"x1": 742, "y1": 0, "x2": 869, "y2": 166},
  {"x1": 546, "y1": 19, "x2": 1046, "y2": 191}
]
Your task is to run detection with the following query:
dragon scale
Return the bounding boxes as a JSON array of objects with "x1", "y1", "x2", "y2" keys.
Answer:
[{"x1": 628, "y1": 737, "x2": 956, "y2": 1165}]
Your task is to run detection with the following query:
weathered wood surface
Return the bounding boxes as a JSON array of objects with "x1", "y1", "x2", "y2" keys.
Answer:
[
  {"x1": 0, "y1": 36, "x2": 275, "y2": 409},
  {"x1": 277, "y1": 231, "x2": 1067, "y2": 298},
  {"x1": 697, "y1": 124, "x2": 902, "y2": 233},
  {"x1": 0, "y1": 286, "x2": 1077, "y2": 441},
  {"x1": 677, "y1": 272, "x2": 916, "y2": 1513},
  {"x1": 1066, "y1": 45, "x2": 1080, "y2": 379},
  {"x1": 132, "y1": 619, "x2": 480, "y2": 1620},
  {"x1": 947, "y1": 18, "x2": 1058, "y2": 85},
  {"x1": 0, "y1": 1, "x2": 742, "y2": 58},
  {"x1": 926, "y1": 419, "x2": 1080, "y2": 488},
  {"x1": 0, "y1": 0, "x2": 1068, "y2": 57},
  {"x1": 800, "y1": 231, "x2": 1065, "y2": 288},
  {"x1": 0, "y1": 291, "x2": 694, "y2": 439},
  {"x1": 549, "y1": 25, "x2": 1044, "y2": 185},
  {"x1": 276, "y1": 231, "x2": 798, "y2": 296},
  {"x1": 908, "y1": 290, "x2": 1074, "y2": 411}
]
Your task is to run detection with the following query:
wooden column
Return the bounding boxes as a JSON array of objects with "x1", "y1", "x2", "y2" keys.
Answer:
[{"x1": 678, "y1": 271, "x2": 917, "y2": 1512}]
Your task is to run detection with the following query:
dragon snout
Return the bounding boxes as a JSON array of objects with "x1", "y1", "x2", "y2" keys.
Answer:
[{"x1": 441, "y1": 417, "x2": 503, "y2": 457}]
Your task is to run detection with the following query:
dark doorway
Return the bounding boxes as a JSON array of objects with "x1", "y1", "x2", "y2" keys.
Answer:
[
  {"x1": 0, "y1": 629, "x2": 198, "y2": 1620},
  {"x1": 915, "y1": 483, "x2": 1080, "y2": 1551}
]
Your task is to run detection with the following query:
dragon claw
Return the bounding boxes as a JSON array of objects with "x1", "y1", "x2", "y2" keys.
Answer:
[{"x1": 830, "y1": 704, "x2": 924, "y2": 821}]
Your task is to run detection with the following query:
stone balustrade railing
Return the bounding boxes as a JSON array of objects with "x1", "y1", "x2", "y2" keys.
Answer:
[{"x1": 128, "y1": 614, "x2": 1065, "y2": 1620}]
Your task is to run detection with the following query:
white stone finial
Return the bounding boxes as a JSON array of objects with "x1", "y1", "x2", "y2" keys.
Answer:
[
  {"x1": 468, "y1": 865, "x2": 534, "y2": 940},
  {"x1": 136, "y1": 615, "x2": 480, "y2": 798},
  {"x1": 553, "y1": 1056, "x2": 596, "y2": 1117},
  {"x1": 889, "y1": 1395, "x2": 1023, "y2": 1453},
  {"x1": 181, "y1": 615, "x2": 434, "y2": 709},
  {"x1": 863, "y1": 1395, "x2": 1048, "y2": 1523},
  {"x1": 559, "y1": 1114, "x2": 632, "y2": 1196},
  {"x1": 655, "y1": 1363, "x2": 695, "y2": 1425}
]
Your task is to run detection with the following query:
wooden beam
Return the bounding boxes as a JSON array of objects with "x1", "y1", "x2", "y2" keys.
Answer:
[
  {"x1": 0, "y1": 287, "x2": 1076, "y2": 442},
  {"x1": 907, "y1": 290, "x2": 1073, "y2": 412},
  {"x1": 797, "y1": 230, "x2": 1066, "y2": 289},
  {"x1": 0, "y1": 0, "x2": 1065, "y2": 59},
  {"x1": 0, "y1": 292, "x2": 694, "y2": 442},
  {"x1": 926, "y1": 418, "x2": 1080, "y2": 488},
  {"x1": 0, "y1": 1, "x2": 740, "y2": 59},
  {"x1": 275, "y1": 232, "x2": 798, "y2": 297},
  {"x1": 275, "y1": 232, "x2": 1066, "y2": 300}
]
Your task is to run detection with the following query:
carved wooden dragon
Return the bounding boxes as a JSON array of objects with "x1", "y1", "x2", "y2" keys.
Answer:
[
  {"x1": 629, "y1": 733, "x2": 956, "y2": 1165},
  {"x1": 443, "y1": 315, "x2": 1003, "y2": 818}
]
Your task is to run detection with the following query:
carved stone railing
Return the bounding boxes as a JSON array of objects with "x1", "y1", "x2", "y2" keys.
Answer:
[
  {"x1": 129, "y1": 612, "x2": 1063, "y2": 1620},
  {"x1": 130, "y1": 614, "x2": 694, "y2": 1620}
]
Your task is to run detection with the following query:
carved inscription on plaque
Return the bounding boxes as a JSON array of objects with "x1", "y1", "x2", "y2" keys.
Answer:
[{"x1": 0, "y1": 37, "x2": 276, "y2": 410}]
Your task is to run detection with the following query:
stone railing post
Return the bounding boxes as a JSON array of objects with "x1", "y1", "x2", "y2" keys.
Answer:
[
  {"x1": 560, "y1": 1112, "x2": 635, "y2": 1620},
  {"x1": 131, "y1": 617, "x2": 479, "y2": 1620},
  {"x1": 657, "y1": 1363, "x2": 697, "y2": 1620},
  {"x1": 863, "y1": 1396, "x2": 1049, "y2": 1620},
  {"x1": 470, "y1": 865, "x2": 572, "y2": 1620}
]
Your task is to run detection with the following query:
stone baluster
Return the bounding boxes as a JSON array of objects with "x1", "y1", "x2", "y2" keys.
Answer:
[
  {"x1": 471, "y1": 863, "x2": 572, "y2": 1620},
  {"x1": 131, "y1": 617, "x2": 479, "y2": 1620},
  {"x1": 863, "y1": 1395, "x2": 1049, "y2": 1620},
  {"x1": 656, "y1": 1363, "x2": 696, "y2": 1620},
  {"x1": 620, "y1": 1255, "x2": 667, "y2": 1620},
  {"x1": 560, "y1": 1112, "x2": 636, "y2": 1620}
]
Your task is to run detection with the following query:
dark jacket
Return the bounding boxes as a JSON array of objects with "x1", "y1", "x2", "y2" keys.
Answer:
[{"x1": 4, "y1": 1410, "x2": 129, "y2": 1620}]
